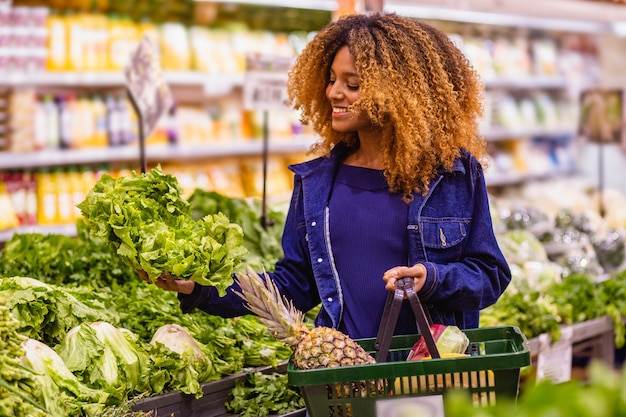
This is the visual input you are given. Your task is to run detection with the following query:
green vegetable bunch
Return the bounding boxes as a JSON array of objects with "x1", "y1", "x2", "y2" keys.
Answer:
[
  {"x1": 0, "y1": 276, "x2": 110, "y2": 346},
  {"x1": 226, "y1": 371, "x2": 305, "y2": 417},
  {"x1": 0, "y1": 297, "x2": 46, "y2": 417},
  {"x1": 445, "y1": 360, "x2": 626, "y2": 417},
  {"x1": 188, "y1": 189, "x2": 286, "y2": 272},
  {"x1": 78, "y1": 166, "x2": 248, "y2": 296}
]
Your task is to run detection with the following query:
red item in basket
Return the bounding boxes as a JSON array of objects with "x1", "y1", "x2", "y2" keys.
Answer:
[{"x1": 407, "y1": 324, "x2": 469, "y2": 360}]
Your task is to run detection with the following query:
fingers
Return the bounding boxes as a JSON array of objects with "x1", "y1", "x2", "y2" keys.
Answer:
[
  {"x1": 136, "y1": 269, "x2": 149, "y2": 282},
  {"x1": 383, "y1": 266, "x2": 406, "y2": 291},
  {"x1": 136, "y1": 270, "x2": 194, "y2": 294},
  {"x1": 382, "y1": 264, "x2": 427, "y2": 292}
]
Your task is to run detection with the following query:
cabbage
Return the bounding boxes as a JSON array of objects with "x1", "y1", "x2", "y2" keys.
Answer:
[
  {"x1": 0, "y1": 276, "x2": 108, "y2": 346},
  {"x1": 20, "y1": 338, "x2": 109, "y2": 417},
  {"x1": 55, "y1": 322, "x2": 149, "y2": 401},
  {"x1": 149, "y1": 324, "x2": 214, "y2": 398}
]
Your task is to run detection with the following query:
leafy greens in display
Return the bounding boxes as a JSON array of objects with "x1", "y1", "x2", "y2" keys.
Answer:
[{"x1": 77, "y1": 166, "x2": 247, "y2": 296}]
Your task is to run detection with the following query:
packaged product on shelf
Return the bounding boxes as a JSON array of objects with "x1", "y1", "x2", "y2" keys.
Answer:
[
  {"x1": 2, "y1": 170, "x2": 27, "y2": 225},
  {"x1": 0, "y1": 90, "x2": 6, "y2": 151},
  {"x1": 206, "y1": 159, "x2": 246, "y2": 198},
  {"x1": 90, "y1": 94, "x2": 108, "y2": 147},
  {"x1": 57, "y1": 94, "x2": 74, "y2": 149},
  {"x1": 35, "y1": 169, "x2": 57, "y2": 225},
  {"x1": 0, "y1": 5, "x2": 10, "y2": 71},
  {"x1": 534, "y1": 92, "x2": 559, "y2": 129},
  {"x1": 492, "y1": 34, "x2": 532, "y2": 77},
  {"x1": 0, "y1": 176, "x2": 19, "y2": 230},
  {"x1": 52, "y1": 168, "x2": 73, "y2": 224},
  {"x1": 456, "y1": 35, "x2": 496, "y2": 80},
  {"x1": 532, "y1": 37, "x2": 560, "y2": 76},
  {"x1": 8, "y1": 88, "x2": 36, "y2": 152},
  {"x1": 67, "y1": 166, "x2": 85, "y2": 220},
  {"x1": 33, "y1": 97, "x2": 47, "y2": 150},
  {"x1": 45, "y1": 9, "x2": 66, "y2": 71},
  {"x1": 42, "y1": 94, "x2": 60, "y2": 149},
  {"x1": 66, "y1": 10, "x2": 87, "y2": 71},
  {"x1": 108, "y1": 15, "x2": 140, "y2": 71},
  {"x1": 159, "y1": 22, "x2": 191, "y2": 71},
  {"x1": 189, "y1": 26, "x2": 219, "y2": 73}
]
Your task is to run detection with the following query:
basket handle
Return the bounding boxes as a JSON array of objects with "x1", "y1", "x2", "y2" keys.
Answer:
[{"x1": 374, "y1": 277, "x2": 440, "y2": 362}]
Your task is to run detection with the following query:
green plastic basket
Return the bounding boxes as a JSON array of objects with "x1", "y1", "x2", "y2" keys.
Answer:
[{"x1": 288, "y1": 326, "x2": 530, "y2": 417}]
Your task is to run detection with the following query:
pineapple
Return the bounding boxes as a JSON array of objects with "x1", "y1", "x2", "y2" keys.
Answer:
[{"x1": 233, "y1": 266, "x2": 376, "y2": 369}]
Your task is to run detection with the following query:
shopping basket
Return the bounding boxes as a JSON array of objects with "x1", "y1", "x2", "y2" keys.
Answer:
[{"x1": 288, "y1": 278, "x2": 530, "y2": 417}]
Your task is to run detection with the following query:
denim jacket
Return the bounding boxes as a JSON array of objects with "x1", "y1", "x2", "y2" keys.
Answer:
[{"x1": 179, "y1": 145, "x2": 510, "y2": 332}]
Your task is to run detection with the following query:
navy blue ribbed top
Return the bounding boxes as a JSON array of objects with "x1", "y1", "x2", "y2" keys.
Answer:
[{"x1": 328, "y1": 164, "x2": 418, "y2": 339}]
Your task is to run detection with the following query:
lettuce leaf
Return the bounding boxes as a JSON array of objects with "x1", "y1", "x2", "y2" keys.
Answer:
[{"x1": 78, "y1": 166, "x2": 247, "y2": 296}]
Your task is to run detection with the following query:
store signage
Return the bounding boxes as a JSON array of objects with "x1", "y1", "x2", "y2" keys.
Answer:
[
  {"x1": 376, "y1": 394, "x2": 444, "y2": 417},
  {"x1": 124, "y1": 34, "x2": 173, "y2": 140},
  {"x1": 536, "y1": 328, "x2": 573, "y2": 384},
  {"x1": 243, "y1": 54, "x2": 294, "y2": 112}
]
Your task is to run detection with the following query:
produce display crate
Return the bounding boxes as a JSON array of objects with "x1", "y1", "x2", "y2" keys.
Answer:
[
  {"x1": 133, "y1": 363, "x2": 305, "y2": 417},
  {"x1": 288, "y1": 326, "x2": 530, "y2": 417}
]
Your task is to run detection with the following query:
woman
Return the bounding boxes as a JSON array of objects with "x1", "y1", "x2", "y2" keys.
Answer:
[{"x1": 148, "y1": 12, "x2": 510, "y2": 339}]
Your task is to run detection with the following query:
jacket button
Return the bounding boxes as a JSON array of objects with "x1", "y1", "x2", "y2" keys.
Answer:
[
  {"x1": 327, "y1": 297, "x2": 333, "y2": 302},
  {"x1": 311, "y1": 221, "x2": 316, "y2": 227},
  {"x1": 317, "y1": 258, "x2": 323, "y2": 263}
]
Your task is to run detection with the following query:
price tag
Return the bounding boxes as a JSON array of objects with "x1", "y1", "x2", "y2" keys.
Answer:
[
  {"x1": 536, "y1": 327, "x2": 573, "y2": 384},
  {"x1": 243, "y1": 54, "x2": 294, "y2": 111},
  {"x1": 376, "y1": 394, "x2": 444, "y2": 417},
  {"x1": 124, "y1": 34, "x2": 173, "y2": 140}
]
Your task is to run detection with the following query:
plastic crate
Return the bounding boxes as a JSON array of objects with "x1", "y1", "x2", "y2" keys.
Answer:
[{"x1": 288, "y1": 326, "x2": 530, "y2": 417}]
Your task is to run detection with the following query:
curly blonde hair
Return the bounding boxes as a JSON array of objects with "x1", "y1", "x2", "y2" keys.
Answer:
[{"x1": 287, "y1": 12, "x2": 487, "y2": 201}]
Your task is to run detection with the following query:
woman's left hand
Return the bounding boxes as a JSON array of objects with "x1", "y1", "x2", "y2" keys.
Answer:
[{"x1": 382, "y1": 264, "x2": 427, "y2": 292}]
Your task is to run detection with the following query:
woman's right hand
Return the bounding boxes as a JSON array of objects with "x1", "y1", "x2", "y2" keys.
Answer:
[{"x1": 137, "y1": 270, "x2": 195, "y2": 295}]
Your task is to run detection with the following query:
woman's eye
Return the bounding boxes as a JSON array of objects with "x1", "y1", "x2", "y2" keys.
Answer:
[
  {"x1": 347, "y1": 84, "x2": 359, "y2": 90},
  {"x1": 328, "y1": 79, "x2": 336, "y2": 84}
]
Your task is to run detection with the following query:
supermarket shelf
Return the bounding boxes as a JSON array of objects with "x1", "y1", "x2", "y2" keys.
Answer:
[
  {"x1": 482, "y1": 76, "x2": 569, "y2": 91},
  {"x1": 485, "y1": 169, "x2": 577, "y2": 187},
  {"x1": 482, "y1": 127, "x2": 575, "y2": 142},
  {"x1": 527, "y1": 315, "x2": 615, "y2": 366},
  {"x1": 0, "y1": 71, "x2": 244, "y2": 96},
  {"x1": 384, "y1": 0, "x2": 626, "y2": 34},
  {"x1": 132, "y1": 362, "x2": 304, "y2": 417},
  {"x1": 0, "y1": 138, "x2": 315, "y2": 170},
  {"x1": 0, "y1": 70, "x2": 568, "y2": 92},
  {"x1": 0, "y1": 224, "x2": 77, "y2": 243},
  {"x1": 195, "y1": 0, "x2": 337, "y2": 10}
]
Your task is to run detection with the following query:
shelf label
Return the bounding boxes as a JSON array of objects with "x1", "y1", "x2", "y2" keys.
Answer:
[
  {"x1": 243, "y1": 54, "x2": 294, "y2": 111},
  {"x1": 376, "y1": 394, "x2": 444, "y2": 417},
  {"x1": 124, "y1": 34, "x2": 173, "y2": 140},
  {"x1": 536, "y1": 327, "x2": 573, "y2": 384}
]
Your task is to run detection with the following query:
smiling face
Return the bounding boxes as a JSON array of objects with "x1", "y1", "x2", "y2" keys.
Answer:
[{"x1": 326, "y1": 45, "x2": 376, "y2": 135}]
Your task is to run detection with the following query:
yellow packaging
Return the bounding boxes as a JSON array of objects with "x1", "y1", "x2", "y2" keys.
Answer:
[
  {"x1": 53, "y1": 169, "x2": 74, "y2": 224},
  {"x1": 0, "y1": 179, "x2": 20, "y2": 230},
  {"x1": 45, "y1": 12, "x2": 67, "y2": 71},
  {"x1": 36, "y1": 170, "x2": 58, "y2": 225},
  {"x1": 160, "y1": 23, "x2": 191, "y2": 71}
]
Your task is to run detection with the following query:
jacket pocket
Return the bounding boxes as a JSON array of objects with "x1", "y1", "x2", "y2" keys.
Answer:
[{"x1": 421, "y1": 219, "x2": 469, "y2": 262}]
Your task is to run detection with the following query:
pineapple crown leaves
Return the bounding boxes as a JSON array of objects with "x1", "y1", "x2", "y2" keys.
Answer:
[{"x1": 233, "y1": 266, "x2": 306, "y2": 347}]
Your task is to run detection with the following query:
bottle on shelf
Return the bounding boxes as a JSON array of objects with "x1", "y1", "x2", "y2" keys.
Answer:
[
  {"x1": 57, "y1": 94, "x2": 75, "y2": 149},
  {"x1": 33, "y1": 96, "x2": 47, "y2": 150},
  {"x1": 35, "y1": 168, "x2": 57, "y2": 225},
  {"x1": 42, "y1": 94, "x2": 60, "y2": 149},
  {"x1": 105, "y1": 92, "x2": 122, "y2": 146}
]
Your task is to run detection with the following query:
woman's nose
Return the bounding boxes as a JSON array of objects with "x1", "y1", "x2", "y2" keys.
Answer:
[{"x1": 327, "y1": 85, "x2": 344, "y2": 100}]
